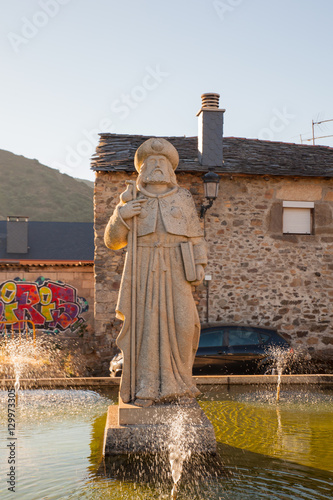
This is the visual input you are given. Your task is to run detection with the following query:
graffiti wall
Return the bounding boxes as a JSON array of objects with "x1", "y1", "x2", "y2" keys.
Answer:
[{"x1": 0, "y1": 277, "x2": 89, "y2": 333}]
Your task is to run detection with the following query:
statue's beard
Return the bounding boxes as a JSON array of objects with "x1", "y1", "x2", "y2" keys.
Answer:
[{"x1": 142, "y1": 168, "x2": 170, "y2": 185}]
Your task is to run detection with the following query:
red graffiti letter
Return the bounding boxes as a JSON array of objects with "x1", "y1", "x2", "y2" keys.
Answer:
[{"x1": 15, "y1": 283, "x2": 45, "y2": 325}]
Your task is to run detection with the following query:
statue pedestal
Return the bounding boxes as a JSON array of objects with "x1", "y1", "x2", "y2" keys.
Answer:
[{"x1": 103, "y1": 397, "x2": 217, "y2": 456}]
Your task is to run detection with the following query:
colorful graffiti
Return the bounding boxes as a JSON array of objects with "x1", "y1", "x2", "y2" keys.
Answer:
[{"x1": 0, "y1": 277, "x2": 89, "y2": 332}]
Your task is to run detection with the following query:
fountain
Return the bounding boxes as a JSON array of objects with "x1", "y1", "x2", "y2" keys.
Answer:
[
  {"x1": 1, "y1": 319, "x2": 332, "y2": 498},
  {"x1": 2, "y1": 309, "x2": 331, "y2": 499},
  {"x1": 0, "y1": 383, "x2": 332, "y2": 499}
]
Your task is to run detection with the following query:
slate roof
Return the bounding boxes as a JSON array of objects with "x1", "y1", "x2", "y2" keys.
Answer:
[
  {"x1": 91, "y1": 134, "x2": 333, "y2": 177},
  {"x1": 0, "y1": 221, "x2": 94, "y2": 262}
]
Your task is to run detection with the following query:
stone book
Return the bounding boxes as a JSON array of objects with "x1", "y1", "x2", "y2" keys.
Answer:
[{"x1": 180, "y1": 241, "x2": 197, "y2": 282}]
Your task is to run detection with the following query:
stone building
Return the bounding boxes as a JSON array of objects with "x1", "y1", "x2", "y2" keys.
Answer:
[{"x1": 91, "y1": 95, "x2": 333, "y2": 374}]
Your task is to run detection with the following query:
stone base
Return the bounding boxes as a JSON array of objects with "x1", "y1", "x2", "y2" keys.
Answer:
[{"x1": 103, "y1": 398, "x2": 217, "y2": 456}]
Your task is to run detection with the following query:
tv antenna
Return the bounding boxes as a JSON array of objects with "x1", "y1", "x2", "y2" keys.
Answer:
[{"x1": 300, "y1": 118, "x2": 333, "y2": 145}]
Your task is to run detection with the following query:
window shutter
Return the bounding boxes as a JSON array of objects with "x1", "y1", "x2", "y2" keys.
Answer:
[{"x1": 283, "y1": 207, "x2": 311, "y2": 234}]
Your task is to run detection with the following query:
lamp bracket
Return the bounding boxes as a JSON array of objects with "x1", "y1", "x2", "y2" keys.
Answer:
[{"x1": 200, "y1": 199, "x2": 214, "y2": 219}]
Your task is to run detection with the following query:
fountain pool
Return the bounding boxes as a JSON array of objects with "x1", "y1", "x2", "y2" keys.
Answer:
[{"x1": 0, "y1": 385, "x2": 332, "y2": 499}]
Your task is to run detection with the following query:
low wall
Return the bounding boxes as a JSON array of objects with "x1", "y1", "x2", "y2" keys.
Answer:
[{"x1": 1, "y1": 374, "x2": 332, "y2": 390}]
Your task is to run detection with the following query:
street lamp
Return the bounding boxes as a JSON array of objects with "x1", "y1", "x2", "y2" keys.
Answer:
[{"x1": 200, "y1": 170, "x2": 220, "y2": 218}]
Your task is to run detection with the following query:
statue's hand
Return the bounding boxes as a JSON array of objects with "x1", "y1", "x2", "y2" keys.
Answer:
[
  {"x1": 119, "y1": 199, "x2": 147, "y2": 220},
  {"x1": 191, "y1": 264, "x2": 205, "y2": 286}
]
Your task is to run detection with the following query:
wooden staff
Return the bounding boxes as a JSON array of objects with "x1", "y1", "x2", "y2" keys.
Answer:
[{"x1": 127, "y1": 180, "x2": 137, "y2": 402}]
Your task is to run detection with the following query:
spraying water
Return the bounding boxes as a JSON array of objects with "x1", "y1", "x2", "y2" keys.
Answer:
[
  {"x1": 6, "y1": 337, "x2": 24, "y2": 405},
  {"x1": 1, "y1": 334, "x2": 86, "y2": 382},
  {"x1": 276, "y1": 373, "x2": 281, "y2": 402},
  {"x1": 266, "y1": 346, "x2": 297, "y2": 402},
  {"x1": 14, "y1": 373, "x2": 20, "y2": 405},
  {"x1": 168, "y1": 408, "x2": 193, "y2": 499}
]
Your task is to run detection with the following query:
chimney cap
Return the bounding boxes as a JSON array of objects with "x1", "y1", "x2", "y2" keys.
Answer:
[
  {"x1": 201, "y1": 93, "x2": 220, "y2": 109},
  {"x1": 7, "y1": 216, "x2": 29, "y2": 222},
  {"x1": 197, "y1": 93, "x2": 225, "y2": 116}
]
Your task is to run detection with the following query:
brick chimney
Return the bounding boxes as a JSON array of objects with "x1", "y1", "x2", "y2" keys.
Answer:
[
  {"x1": 197, "y1": 93, "x2": 225, "y2": 167},
  {"x1": 7, "y1": 216, "x2": 29, "y2": 254}
]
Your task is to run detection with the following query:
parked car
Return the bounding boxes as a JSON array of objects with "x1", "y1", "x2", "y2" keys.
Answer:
[
  {"x1": 109, "y1": 324, "x2": 292, "y2": 377},
  {"x1": 193, "y1": 324, "x2": 292, "y2": 375}
]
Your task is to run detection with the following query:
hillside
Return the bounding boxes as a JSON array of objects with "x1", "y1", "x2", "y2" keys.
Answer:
[{"x1": 0, "y1": 150, "x2": 93, "y2": 222}]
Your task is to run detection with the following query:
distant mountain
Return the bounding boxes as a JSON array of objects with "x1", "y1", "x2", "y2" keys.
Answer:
[
  {"x1": 75, "y1": 178, "x2": 94, "y2": 189},
  {"x1": 0, "y1": 149, "x2": 93, "y2": 222}
]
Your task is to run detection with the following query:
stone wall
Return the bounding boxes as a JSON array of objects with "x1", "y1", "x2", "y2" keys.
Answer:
[
  {"x1": 94, "y1": 171, "x2": 333, "y2": 374},
  {"x1": 202, "y1": 175, "x2": 333, "y2": 358},
  {"x1": 94, "y1": 172, "x2": 135, "y2": 371}
]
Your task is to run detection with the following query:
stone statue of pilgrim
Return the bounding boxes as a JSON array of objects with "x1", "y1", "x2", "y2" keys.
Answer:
[{"x1": 104, "y1": 138, "x2": 207, "y2": 407}]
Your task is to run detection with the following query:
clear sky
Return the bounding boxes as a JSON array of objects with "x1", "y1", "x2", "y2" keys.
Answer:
[{"x1": 1, "y1": 0, "x2": 333, "y2": 181}]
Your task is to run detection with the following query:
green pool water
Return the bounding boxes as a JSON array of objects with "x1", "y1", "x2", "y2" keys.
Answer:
[
  {"x1": 0, "y1": 385, "x2": 332, "y2": 499},
  {"x1": 199, "y1": 384, "x2": 333, "y2": 473}
]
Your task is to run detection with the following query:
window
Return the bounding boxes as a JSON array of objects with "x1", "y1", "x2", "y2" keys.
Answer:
[
  {"x1": 199, "y1": 330, "x2": 224, "y2": 348},
  {"x1": 283, "y1": 201, "x2": 314, "y2": 234},
  {"x1": 228, "y1": 327, "x2": 260, "y2": 346},
  {"x1": 259, "y1": 333, "x2": 270, "y2": 343}
]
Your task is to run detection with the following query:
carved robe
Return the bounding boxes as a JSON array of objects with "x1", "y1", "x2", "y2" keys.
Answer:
[{"x1": 104, "y1": 186, "x2": 207, "y2": 403}]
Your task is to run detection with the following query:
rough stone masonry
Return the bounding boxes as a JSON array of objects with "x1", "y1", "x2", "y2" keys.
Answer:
[{"x1": 93, "y1": 166, "x2": 333, "y2": 374}]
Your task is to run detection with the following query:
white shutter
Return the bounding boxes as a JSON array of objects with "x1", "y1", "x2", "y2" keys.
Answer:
[{"x1": 283, "y1": 207, "x2": 312, "y2": 234}]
